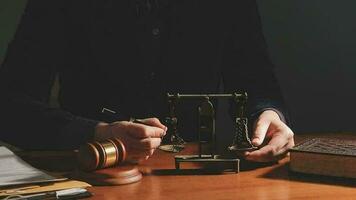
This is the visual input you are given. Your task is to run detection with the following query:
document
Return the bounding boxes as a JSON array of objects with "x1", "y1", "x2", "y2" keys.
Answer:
[{"x1": 0, "y1": 146, "x2": 65, "y2": 187}]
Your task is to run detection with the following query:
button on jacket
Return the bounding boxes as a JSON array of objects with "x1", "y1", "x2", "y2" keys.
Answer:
[{"x1": 0, "y1": 0, "x2": 288, "y2": 149}]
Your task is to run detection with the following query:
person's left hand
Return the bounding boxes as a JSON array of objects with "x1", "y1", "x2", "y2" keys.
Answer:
[{"x1": 244, "y1": 110, "x2": 294, "y2": 162}]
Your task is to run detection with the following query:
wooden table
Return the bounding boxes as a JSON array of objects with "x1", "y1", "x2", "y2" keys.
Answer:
[
  {"x1": 85, "y1": 133, "x2": 356, "y2": 200},
  {"x1": 18, "y1": 133, "x2": 356, "y2": 200}
]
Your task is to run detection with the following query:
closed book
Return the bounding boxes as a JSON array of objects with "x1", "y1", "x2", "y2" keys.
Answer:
[{"x1": 289, "y1": 138, "x2": 356, "y2": 178}]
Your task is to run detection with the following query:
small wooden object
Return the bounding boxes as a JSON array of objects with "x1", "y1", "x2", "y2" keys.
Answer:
[{"x1": 77, "y1": 138, "x2": 142, "y2": 185}]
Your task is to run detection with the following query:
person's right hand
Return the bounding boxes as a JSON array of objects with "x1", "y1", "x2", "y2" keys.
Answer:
[{"x1": 94, "y1": 118, "x2": 167, "y2": 163}]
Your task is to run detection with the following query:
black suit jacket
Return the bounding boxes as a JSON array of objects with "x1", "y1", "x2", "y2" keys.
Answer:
[{"x1": 0, "y1": 0, "x2": 288, "y2": 149}]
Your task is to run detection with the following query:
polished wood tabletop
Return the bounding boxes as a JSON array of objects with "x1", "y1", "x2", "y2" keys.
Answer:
[
  {"x1": 86, "y1": 133, "x2": 356, "y2": 200},
  {"x1": 15, "y1": 132, "x2": 356, "y2": 200}
]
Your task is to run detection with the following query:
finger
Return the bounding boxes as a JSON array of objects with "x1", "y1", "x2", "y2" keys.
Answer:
[
  {"x1": 124, "y1": 137, "x2": 159, "y2": 151},
  {"x1": 149, "y1": 149, "x2": 155, "y2": 156},
  {"x1": 252, "y1": 118, "x2": 271, "y2": 146},
  {"x1": 139, "y1": 137, "x2": 162, "y2": 150},
  {"x1": 245, "y1": 144, "x2": 284, "y2": 162},
  {"x1": 124, "y1": 122, "x2": 166, "y2": 138},
  {"x1": 139, "y1": 118, "x2": 167, "y2": 130},
  {"x1": 127, "y1": 149, "x2": 152, "y2": 160},
  {"x1": 245, "y1": 133, "x2": 292, "y2": 162},
  {"x1": 246, "y1": 149, "x2": 289, "y2": 162}
]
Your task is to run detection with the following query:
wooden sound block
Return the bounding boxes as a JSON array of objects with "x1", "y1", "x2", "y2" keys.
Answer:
[{"x1": 73, "y1": 165, "x2": 142, "y2": 186}]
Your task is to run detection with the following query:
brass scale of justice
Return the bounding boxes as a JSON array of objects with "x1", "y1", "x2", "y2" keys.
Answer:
[
  {"x1": 77, "y1": 92, "x2": 257, "y2": 184},
  {"x1": 161, "y1": 92, "x2": 257, "y2": 172}
]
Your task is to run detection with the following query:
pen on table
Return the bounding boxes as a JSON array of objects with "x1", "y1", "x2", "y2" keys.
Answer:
[
  {"x1": 5, "y1": 188, "x2": 91, "y2": 200},
  {"x1": 5, "y1": 191, "x2": 57, "y2": 200}
]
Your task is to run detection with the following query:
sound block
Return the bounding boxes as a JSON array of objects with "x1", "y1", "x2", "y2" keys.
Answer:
[{"x1": 73, "y1": 165, "x2": 142, "y2": 186}]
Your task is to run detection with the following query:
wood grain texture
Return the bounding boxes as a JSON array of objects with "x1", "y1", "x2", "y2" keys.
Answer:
[
  {"x1": 18, "y1": 133, "x2": 356, "y2": 200},
  {"x1": 87, "y1": 133, "x2": 356, "y2": 200}
]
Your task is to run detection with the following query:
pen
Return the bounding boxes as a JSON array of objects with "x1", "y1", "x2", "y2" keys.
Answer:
[
  {"x1": 6, "y1": 188, "x2": 91, "y2": 200},
  {"x1": 101, "y1": 107, "x2": 167, "y2": 138},
  {"x1": 101, "y1": 107, "x2": 146, "y2": 124},
  {"x1": 6, "y1": 191, "x2": 57, "y2": 200}
]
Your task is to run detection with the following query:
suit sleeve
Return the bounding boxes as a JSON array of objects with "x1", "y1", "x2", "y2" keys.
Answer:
[
  {"x1": 0, "y1": 0, "x2": 98, "y2": 150},
  {"x1": 222, "y1": 0, "x2": 290, "y2": 125}
]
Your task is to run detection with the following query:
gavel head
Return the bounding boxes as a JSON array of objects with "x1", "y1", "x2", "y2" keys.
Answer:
[{"x1": 78, "y1": 138, "x2": 127, "y2": 171}]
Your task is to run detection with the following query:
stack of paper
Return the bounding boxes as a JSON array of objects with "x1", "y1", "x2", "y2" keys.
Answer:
[
  {"x1": 0, "y1": 146, "x2": 65, "y2": 186},
  {"x1": 0, "y1": 146, "x2": 91, "y2": 199}
]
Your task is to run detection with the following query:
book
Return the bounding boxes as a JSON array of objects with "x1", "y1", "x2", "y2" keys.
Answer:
[{"x1": 289, "y1": 138, "x2": 356, "y2": 178}]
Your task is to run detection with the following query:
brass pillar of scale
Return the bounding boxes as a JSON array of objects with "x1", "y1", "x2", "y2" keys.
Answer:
[{"x1": 165, "y1": 93, "x2": 256, "y2": 173}]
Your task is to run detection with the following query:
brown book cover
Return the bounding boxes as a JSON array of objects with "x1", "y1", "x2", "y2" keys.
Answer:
[{"x1": 289, "y1": 138, "x2": 356, "y2": 178}]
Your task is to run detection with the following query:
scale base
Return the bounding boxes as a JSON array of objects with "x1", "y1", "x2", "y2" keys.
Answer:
[{"x1": 174, "y1": 154, "x2": 240, "y2": 173}]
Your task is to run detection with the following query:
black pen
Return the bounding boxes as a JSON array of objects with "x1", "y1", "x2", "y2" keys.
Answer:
[
  {"x1": 101, "y1": 107, "x2": 150, "y2": 125},
  {"x1": 101, "y1": 107, "x2": 167, "y2": 137}
]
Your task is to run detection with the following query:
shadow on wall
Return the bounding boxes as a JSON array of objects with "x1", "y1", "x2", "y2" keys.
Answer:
[{"x1": 1, "y1": 0, "x2": 355, "y2": 133}]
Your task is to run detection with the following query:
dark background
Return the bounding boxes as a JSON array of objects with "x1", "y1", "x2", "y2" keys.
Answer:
[{"x1": 1, "y1": 1, "x2": 355, "y2": 134}]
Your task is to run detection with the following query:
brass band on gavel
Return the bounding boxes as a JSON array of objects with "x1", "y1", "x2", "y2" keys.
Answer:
[{"x1": 78, "y1": 138, "x2": 127, "y2": 171}]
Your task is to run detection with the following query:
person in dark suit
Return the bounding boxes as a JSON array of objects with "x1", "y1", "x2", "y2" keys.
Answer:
[{"x1": 0, "y1": 0, "x2": 294, "y2": 162}]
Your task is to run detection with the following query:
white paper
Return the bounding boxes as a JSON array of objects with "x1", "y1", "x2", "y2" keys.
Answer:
[{"x1": 0, "y1": 146, "x2": 64, "y2": 187}]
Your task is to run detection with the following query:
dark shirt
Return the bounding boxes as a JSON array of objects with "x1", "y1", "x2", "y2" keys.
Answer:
[{"x1": 0, "y1": 0, "x2": 288, "y2": 150}]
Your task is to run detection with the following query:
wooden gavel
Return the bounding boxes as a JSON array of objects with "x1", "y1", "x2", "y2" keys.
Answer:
[{"x1": 78, "y1": 138, "x2": 127, "y2": 171}]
